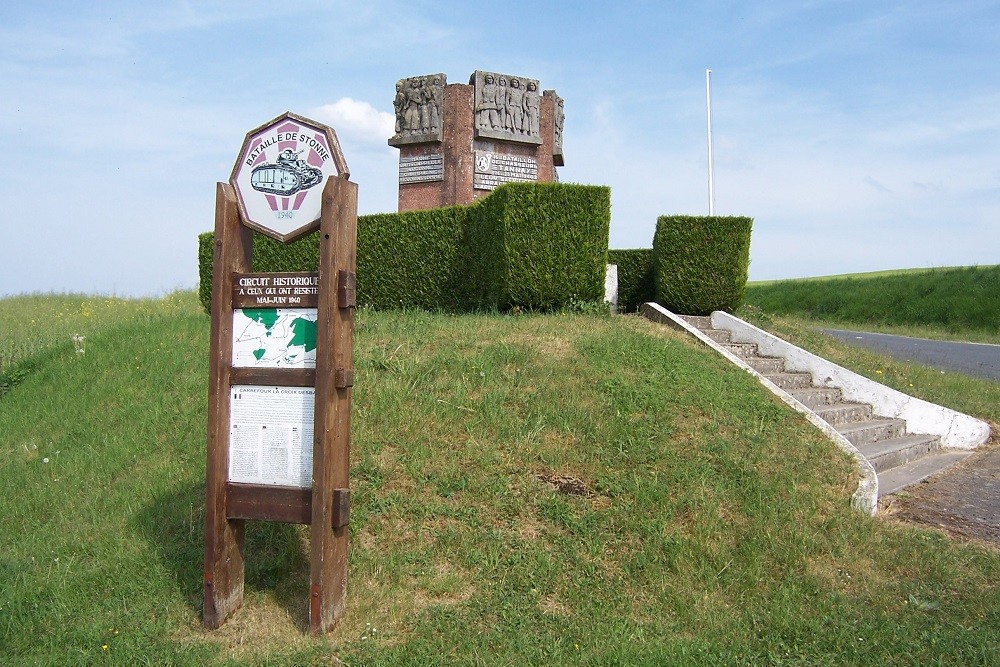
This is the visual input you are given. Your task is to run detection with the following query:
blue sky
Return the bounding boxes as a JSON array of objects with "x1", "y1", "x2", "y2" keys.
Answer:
[{"x1": 1, "y1": 0, "x2": 997, "y2": 296}]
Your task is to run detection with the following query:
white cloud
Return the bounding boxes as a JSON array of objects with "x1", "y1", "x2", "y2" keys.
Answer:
[
  {"x1": 308, "y1": 98, "x2": 399, "y2": 214},
  {"x1": 311, "y1": 98, "x2": 395, "y2": 145}
]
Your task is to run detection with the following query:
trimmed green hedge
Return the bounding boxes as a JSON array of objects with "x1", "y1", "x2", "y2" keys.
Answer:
[
  {"x1": 357, "y1": 207, "x2": 470, "y2": 310},
  {"x1": 653, "y1": 215, "x2": 753, "y2": 315},
  {"x1": 198, "y1": 182, "x2": 611, "y2": 313},
  {"x1": 494, "y1": 182, "x2": 610, "y2": 309},
  {"x1": 607, "y1": 248, "x2": 655, "y2": 313},
  {"x1": 197, "y1": 232, "x2": 215, "y2": 314}
]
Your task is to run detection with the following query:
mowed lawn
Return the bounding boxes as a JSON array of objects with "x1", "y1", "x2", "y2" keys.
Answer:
[{"x1": 0, "y1": 292, "x2": 997, "y2": 666}]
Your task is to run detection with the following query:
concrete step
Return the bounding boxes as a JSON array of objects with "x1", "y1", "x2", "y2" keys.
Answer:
[
  {"x1": 787, "y1": 386, "x2": 843, "y2": 409},
  {"x1": 669, "y1": 313, "x2": 977, "y2": 500},
  {"x1": 813, "y1": 402, "x2": 874, "y2": 426},
  {"x1": 857, "y1": 434, "x2": 941, "y2": 473},
  {"x1": 702, "y1": 329, "x2": 731, "y2": 344},
  {"x1": 763, "y1": 372, "x2": 814, "y2": 390},
  {"x1": 745, "y1": 356, "x2": 785, "y2": 374},
  {"x1": 725, "y1": 342, "x2": 759, "y2": 358},
  {"x1": 680, "y1": 315, "x2": 712, "y2": 329},
  {"x1": 878, "y1": 449, "x2": 976, "y2": 497},
  {"x1": 836, "y1": 417, "x2": 907, "y2": 446}
]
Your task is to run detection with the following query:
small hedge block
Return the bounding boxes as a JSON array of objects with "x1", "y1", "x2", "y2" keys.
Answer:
[
  {"x1": 357, "y1": 208, "x2": 470, "y2": 310},
  {"x1": 496, "y1": 183, "x2": 611, "y2": 309},
  {"x1": 197, "y1": 232, "x2": 215, "y2": 313},
  {"x1": 653, "y1": 215, "x2": 753, "y2": 315}
]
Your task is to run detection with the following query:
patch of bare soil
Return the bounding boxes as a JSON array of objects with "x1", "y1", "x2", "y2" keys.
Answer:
[{"x1": 881, "y1": 434, "x2": 1000, "y2": 547}]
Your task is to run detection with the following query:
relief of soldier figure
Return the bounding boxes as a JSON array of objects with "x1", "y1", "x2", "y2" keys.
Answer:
[
  {"x1": 553, "y1": 95, "x2": 565, "y2": 151},
  {"x1": 392, "y1": 74, "x2": 446, "y2": 139},
  {"x1": 476, "y1": 73, "x2": 501, "y2": 131},
  {"x1": 475, "y1": 71, "x2": 541, "y2": 139}
]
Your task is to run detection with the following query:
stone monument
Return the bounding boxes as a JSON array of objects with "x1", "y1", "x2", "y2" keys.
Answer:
[{"x1": 389, "y1": 70, "x2": 565, "y2": 212}]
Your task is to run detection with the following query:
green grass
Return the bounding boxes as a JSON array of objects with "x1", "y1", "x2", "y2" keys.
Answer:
[
  {"x1": 744, "y1": 265, "x2": 1000, "y2": 341},
  {"x1": 747, "y1": 266, "x2": 978, "y2": 287},
  {"x1": 1, "y1": 292, "x2": 999, "y2": 665},
  {"x1": 0, "y1": 291, "x2": 197, "y2": 394}
]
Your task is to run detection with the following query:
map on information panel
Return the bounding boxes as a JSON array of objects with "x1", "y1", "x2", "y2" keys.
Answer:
[{"x1": 232, "y1": 308, "x2": 318, "y2": 368}]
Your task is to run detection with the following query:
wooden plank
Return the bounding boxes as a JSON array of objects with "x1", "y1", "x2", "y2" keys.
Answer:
[
  {"x1": 204, "y1": 182, "x2": 251, "y2": 629},
  {"x1": 227, "y1": 483, "x2": 312, "y2": 524},
  {"x1": 310, "y1": 174, "x2": 357, "y2": 634},
  {"x1": 232, "y1": 272, "x2": 319, "y2": 309},
  {"x1": 229, "y1": 367, "x2": 316, "y2": 387}
]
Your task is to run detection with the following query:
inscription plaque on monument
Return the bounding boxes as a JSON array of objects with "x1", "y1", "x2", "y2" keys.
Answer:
[
  {"x1": 473, "y1": 151, "x2": 538, "y2": 191},
  {"x1": 398, "y1": 153, "x2": 444, "y2": 184},
  {"x1": 471, "y1": 70, "x2": 543, "y2": 145}
]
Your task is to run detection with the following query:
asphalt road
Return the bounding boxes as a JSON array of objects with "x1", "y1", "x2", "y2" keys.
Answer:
[{"x1": 822, "y1": 329, "x2": 1000, "y2": 381}]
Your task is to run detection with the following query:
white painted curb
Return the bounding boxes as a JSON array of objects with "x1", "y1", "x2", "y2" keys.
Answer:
[{"x1": 641, "y1": 302, "x2": 879, "y2": 516}]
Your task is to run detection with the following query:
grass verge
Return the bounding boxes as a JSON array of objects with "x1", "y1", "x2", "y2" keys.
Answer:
[
  {"x1": 0, "y1": 291, "x2": 197, "y2": 395},
  {"x1": 0, "y1": 293, "x2": 998, "y2": 665},
  {"x1": 744, "y1": 265, "x2": 1000, "y2": 341}
]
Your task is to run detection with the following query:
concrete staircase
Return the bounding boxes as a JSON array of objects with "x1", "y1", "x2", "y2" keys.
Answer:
[{"x1": 681, "y1": 315, "x2": 975, "y2": 498}]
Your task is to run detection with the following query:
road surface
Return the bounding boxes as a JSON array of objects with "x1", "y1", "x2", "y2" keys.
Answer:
[{"x1": 822, "y1": 329, "x2": 1000, "y2": 382}]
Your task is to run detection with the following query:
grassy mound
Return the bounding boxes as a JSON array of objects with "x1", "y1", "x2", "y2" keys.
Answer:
[{"x1": 1, "y1": 293, "x2": 998, "y2": 665}]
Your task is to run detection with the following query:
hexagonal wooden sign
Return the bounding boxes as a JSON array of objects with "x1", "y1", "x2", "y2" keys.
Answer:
[{"x1": 231, "y1": 112, "x2": 350, "y2": 243}]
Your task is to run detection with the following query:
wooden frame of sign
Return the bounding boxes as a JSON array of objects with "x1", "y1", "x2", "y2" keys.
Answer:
[{"x1": 203, "y1": 175, "x2": 357, "y2": 634}]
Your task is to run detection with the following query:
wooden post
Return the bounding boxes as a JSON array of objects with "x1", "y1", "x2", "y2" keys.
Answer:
[
  {"x1": 204, "y1": 182, "x2": 251, "y2": 628},
  {"x1": 310, "y1": 174, "x2": 357, "y2": 633}
]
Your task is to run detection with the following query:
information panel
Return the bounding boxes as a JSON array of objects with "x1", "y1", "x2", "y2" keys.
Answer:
[{"x1": 228, "y1": 385, "x2": 315, "y2": 487}]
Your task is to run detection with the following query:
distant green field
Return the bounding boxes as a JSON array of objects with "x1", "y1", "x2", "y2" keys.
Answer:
[
  {"x1": 747, "y1": 266, "x2": 982, "y2": 287},
  {"x1": 0, "y1": 291, "x2": 197, "y2": 395},
  {"x1": 744, "y1": 265, "x2": 1000, "y2": 339}
]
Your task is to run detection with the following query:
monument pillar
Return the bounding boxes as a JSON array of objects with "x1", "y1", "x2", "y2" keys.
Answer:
[{"x1": 389, "y1": 71, "x2": 565, "y2": 212}]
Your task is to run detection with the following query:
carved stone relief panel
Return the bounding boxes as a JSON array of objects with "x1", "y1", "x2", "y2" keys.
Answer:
[
  {"x1": 388, "y1": 73, "x2": 447, "y2": 146},
  {"x1": 471, "y1": 70, "x2": 543, "y2": 145},
  {"x1": 551, "y1": 92, "x2": 565, "y2": 166}
]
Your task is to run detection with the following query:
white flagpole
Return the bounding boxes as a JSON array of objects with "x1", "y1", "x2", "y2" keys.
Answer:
[{"x1": 706, "y1": 68, "x2": 715, "y2": 216}]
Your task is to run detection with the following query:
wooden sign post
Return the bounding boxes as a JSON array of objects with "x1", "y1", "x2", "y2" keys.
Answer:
[{"x1": 204, "y1": 112, "x2": 356, "y2": 634}]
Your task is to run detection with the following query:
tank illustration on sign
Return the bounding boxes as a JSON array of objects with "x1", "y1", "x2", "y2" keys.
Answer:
[{"x1": 250, "y1": 149, "x2": 323, "y2": 196}]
